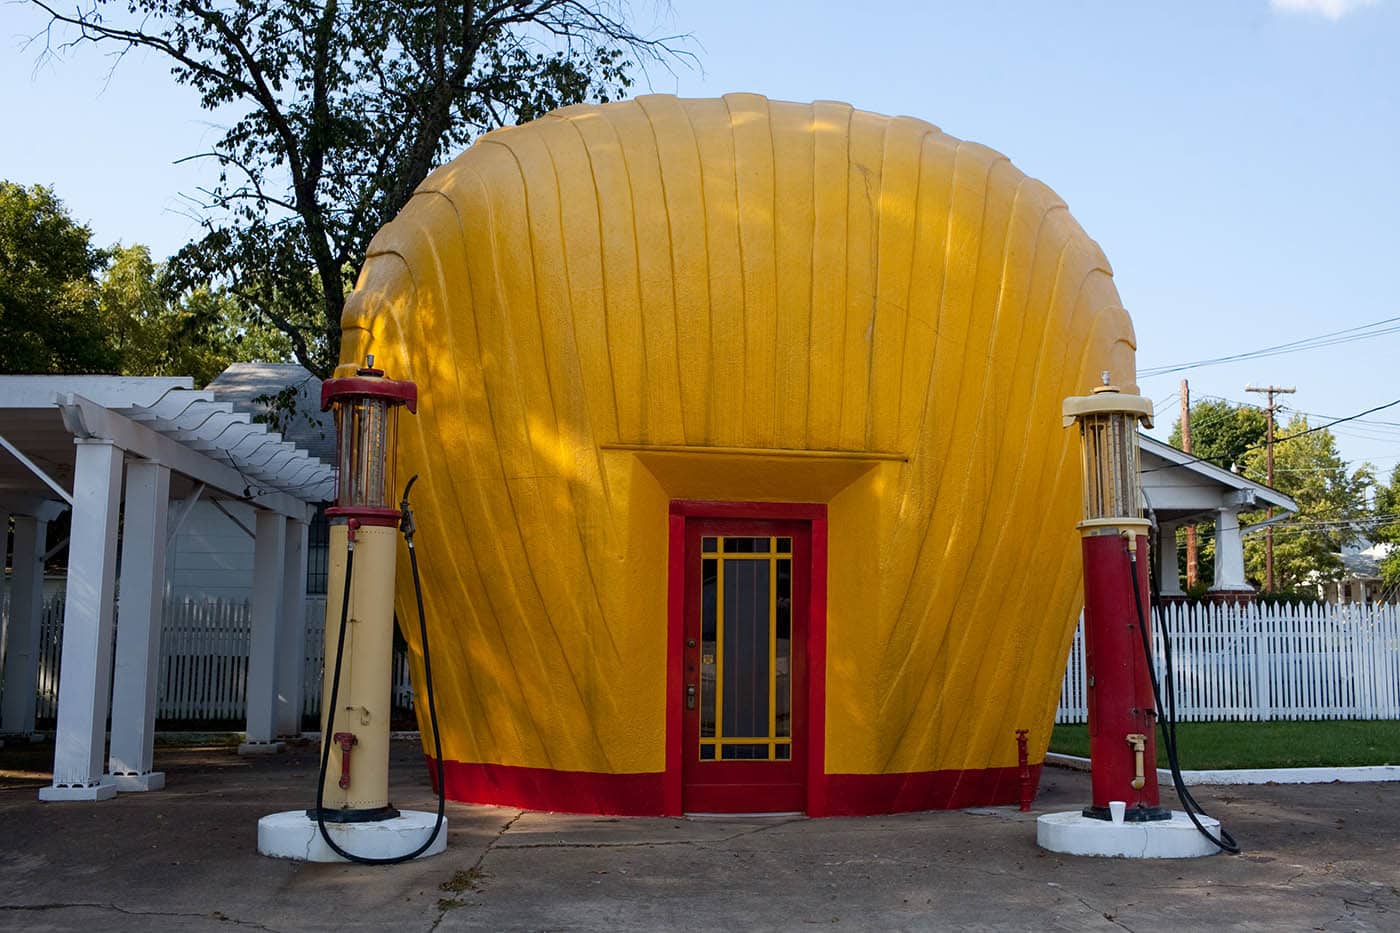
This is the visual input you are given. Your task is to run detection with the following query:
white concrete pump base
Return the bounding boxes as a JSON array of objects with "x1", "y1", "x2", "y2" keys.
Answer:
[
  {"x1": 257, "y1": 810, "x2": 447, "y2": 862},
  {"x1": 1037, "y1": 810, "x2": 1222, "y2": 858}
]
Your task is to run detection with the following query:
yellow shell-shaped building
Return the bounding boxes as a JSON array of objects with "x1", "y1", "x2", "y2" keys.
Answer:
[{"x1": 336, "y1": 94, "x2": 1138, "y2": 815}]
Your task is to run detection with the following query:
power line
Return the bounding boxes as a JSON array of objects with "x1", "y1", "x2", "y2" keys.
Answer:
[
  {"x1": 1158, "y1": 395, "x2": 1400, "y2": 471},
  {"x1": 1181, "y1": 515, "x2": 1400, "y2": 543},
  {"x1": 1142, "y1": 395, "x2": 1400, "y2": 474},
  {"x1": 1281, "y1": 405, "x2": 1400, "y2": 434},
  {"x1": 1189, "y1": 396, "x2": 1400, "y2": 436},
  {"x1": 1246, "y1": 384, "x2": 1296, "y2": 592},
  {"x1": 1137, "y1": 314, "x2": 1400, "y2": 378}
]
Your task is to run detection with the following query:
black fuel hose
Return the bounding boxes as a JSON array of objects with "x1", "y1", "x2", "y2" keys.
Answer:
[
  {"x1": 1127, "y1": 544, "x2": 1240, "y2": 854},
  {"x1": 313, "y1": 475, "x2": 447, "y2": 864}
]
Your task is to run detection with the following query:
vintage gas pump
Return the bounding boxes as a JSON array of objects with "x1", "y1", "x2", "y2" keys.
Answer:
[
  {"x1": 1037, "y1": 375, "x2": 1225, "y2": 858},
  {"x1": 257, "y1": 356, "x2": 447, "y2": 862}
]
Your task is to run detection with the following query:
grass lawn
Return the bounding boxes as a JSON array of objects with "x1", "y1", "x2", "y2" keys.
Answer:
[{"x1": 1049, "y1": 720, "x2": 1400, "y2": 770}]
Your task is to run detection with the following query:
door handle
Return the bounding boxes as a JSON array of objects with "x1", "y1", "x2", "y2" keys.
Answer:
[{"x1": 686, "y1": 684, "x2": 697, "y2": 710}]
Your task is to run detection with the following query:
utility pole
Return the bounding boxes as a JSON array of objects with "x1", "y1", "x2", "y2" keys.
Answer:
[
  {"x1": 1246, "y1": 383, "x2": 1296, "y2": 593},
  {"x1": 1181, "y1": 380, "x2": 1197, "y2": 589}
]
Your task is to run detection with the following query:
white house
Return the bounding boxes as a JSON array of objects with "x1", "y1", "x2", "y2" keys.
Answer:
[
  {"x1": 1139, "y1": 435, "x2": 1298, "y2": 600},
  {"x1": 1321, "y1": 540, "x2": 1395, "y2": 606}
]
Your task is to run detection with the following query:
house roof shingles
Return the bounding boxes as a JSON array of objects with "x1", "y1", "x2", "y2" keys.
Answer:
[{"x1": 205, "y1": 362, "x2": 336, "y2": 464}]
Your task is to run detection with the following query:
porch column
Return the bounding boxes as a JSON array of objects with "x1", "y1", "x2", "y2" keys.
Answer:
[
  {"x1": 1210, "y1": 507, "x2": 1253, "y2": 594},
  {"x1": 240, "y1": 509, "x2": 286, "y2": 754},
  {"x1": 40, "y1": 440, "x2": 123, "y2": 801},
  {"x1": 1156, "y1": 523, "x2": 1185, "y2": 597},
  {"x1": 275, "y1": 517, "x2": 309, "y2": 738},
  {"x1": 2, "y1": 513, "x2": 50, "y2": 736},
  {"x1": 107, "y1": 461, "x2": 171, "y2": 791},
  {"x1": 0, "y1": 507, "x2": 9, "y2": 683}
]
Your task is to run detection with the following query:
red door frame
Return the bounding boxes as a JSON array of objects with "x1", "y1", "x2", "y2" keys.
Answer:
[{"x1": 665, "y1": 500, "x2": 828, "y2": 815}]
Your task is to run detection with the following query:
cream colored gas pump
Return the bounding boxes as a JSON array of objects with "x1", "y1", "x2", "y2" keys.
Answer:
[{"x1": 256, "y1": 357, "x2": 447, "y2": 863}]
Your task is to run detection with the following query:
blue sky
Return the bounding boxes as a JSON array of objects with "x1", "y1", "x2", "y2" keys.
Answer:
[{"x1": 3, "y1": 0, "x2": 1398, "y2": 475}]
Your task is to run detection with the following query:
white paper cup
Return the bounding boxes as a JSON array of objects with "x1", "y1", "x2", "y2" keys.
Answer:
[{"x1": 1108, "y1": 801, "x2": 1127, "y2": 825}]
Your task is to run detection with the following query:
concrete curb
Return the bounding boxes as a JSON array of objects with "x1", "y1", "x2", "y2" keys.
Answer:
[{"x1": 1044, "y1": 753, "x2": 1400, "y2": 785}]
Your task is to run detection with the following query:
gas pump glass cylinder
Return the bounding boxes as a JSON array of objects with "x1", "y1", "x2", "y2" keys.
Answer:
[
  {"x1": 321, "y1": 359, "x2": 416, "y2": 522},
  {"x1": 336, "y1": 398, "x2": 399, "y2": 509},
  {"x1": 1062, "y1": 384, "x2": 1154, "y2": 531},
  {"x1": 1078, "y1": 411, "x2": 1142, "y2": 523}
]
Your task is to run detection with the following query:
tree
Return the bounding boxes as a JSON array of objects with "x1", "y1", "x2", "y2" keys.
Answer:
[
  {"x1": 1240, "y1": 415, "x2": 1372, "y2": 592},
  {"x1": 100, "y1": 243, "x2": 292, "y2": 385},
  {"x1": 32, "y1": 0, "x2": 684, "y2": 376},
  {"x1": 1168, "y1": 399, "x2": 1267, "y2": 472},
  {"x1": 1167, "y1": 399, "x2": 1268, "y2": 588},
  {"x1": 1374, "y1": 464, "x2": 1400, "y2": 592},
  {"x1": 0, "y1": 180, "x2": 116, "y2": 373},
  {"x1": 99, "y1": 243, "x2": 166, "y2": 368}
]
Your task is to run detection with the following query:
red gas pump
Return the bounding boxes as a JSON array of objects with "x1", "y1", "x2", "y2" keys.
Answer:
[
  {"x1": 1066, "y1": 380, "x2": 1168, "y2": 821},
  {"x1": 1037, "y1": 376, "x2": 1224, "y2": 858}
]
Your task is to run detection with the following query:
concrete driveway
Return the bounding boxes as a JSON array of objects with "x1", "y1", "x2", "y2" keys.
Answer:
[{"x1": 1, "y1": 739, "x2": 1396, "y2": 931}]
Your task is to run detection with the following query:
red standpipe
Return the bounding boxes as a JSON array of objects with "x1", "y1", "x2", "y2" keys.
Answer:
[
  {"x1": 1016, "y1": 729, "x2": 1032, "y2": 812},
  {"x1": 334, "y1": 732, "x2": 358, "y2": 790},
  {"x1": 1081, "y1": 532, "x2": 1167, "y2": 820}
]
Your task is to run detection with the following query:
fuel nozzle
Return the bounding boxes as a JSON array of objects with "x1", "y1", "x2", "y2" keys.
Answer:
[{"x1": 400, "y1": 474, "x2": 420, "y2": 541}]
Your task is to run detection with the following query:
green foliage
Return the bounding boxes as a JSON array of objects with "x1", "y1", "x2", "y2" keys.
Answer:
[
  {"x1": 1, "y1": 179, "x2": 292, "y2": 382},
  {"x1": 1183, "y1": 579, "x2": 1212, "y2": 602},
  {"x1": 36, "y1": 1, "x2": 685, "y2": 376},
  {"x1": 99, "y1": 243, "x2": 165, "y2": 367},
  {"x1": 1166, "y1": 399, "x2": 1265, "y2": 590},
  {"x1": 1174, "y1": 523, "x2": 1217, "y2": 591},
  {"x1": 1170, "y1": 400, "x2": 1375, "y2": 593},
  {"x1": 1375, "y1": 464, "x2": 1400, "y2": 589},
  {"x1": 1050, "y1": 720, "x2": 1400, "y2": 769},
  {"x1": 0, "y1": 181, "x2": 115, "y2": 373},
  {"x1": 1240, "y1": 414, "x2": 1372, "y2": 591},
  {"x1": 250, "y1": 380, "x2": 321, "y2": 438},
  {"x1": 1168, "y1": 398, "x2": 1267, "y2": 472},
  {"x1": 98, "y1": 243, "x2": 291, "y2": 385},
  {"x1": 1254, "y1": 589, "x2": 1322, "y2": 607}
]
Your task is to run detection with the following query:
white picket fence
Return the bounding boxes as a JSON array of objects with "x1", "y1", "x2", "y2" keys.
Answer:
[
  {"x1": 1057, "y1": 601, "x2": 1400, "y2": 723},
  {"x1": 12, "y1": 592, "x2": 1395, "y2": 726},
  {"x1": 3, "y1": 593, "x2": 415, "y2": 724}
]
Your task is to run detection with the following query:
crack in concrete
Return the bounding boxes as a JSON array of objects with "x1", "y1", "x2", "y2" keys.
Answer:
[
  {"x1": 1342, "y1": 891, "x2": 1393, "y2": 914},
  {"x1": 0, "y1": 902, "x2": 283, "y2": 930},
  {"x1": 428, "y1": 809, "x2": 523, "y2": 932},
  {"x1": 1071, "y1": 894, "x2": 1136, "y2": 932}
]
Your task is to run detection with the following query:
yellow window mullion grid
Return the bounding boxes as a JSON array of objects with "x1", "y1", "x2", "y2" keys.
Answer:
[
  {"x1": 702, "y1": 536, "x2": 787, "y2": 763},
  {"x1": 714, "y1": 549, "x2": 724, "y2": 747},
  {"x1": 768, "y1": 537, "x2": 777, "y2": 761}
]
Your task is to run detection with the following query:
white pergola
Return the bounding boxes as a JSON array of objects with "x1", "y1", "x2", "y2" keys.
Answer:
[
  {"x1": 1139, "y1": 435, "x2": 1298, "y2": 598},
  {"x1": 0, "y1": 376, "x2": 334, "y2": 801}
]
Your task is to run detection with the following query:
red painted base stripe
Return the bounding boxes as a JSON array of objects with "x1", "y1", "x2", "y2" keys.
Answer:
[
  {"x1": 428, "y1": 757, "x2": 670, "y2": 816},
  {"x1": 821, "y1": 764, "x2": 1045, "y2": 816},
  {"x1": 426, "y1": 757, "x2": 1043, "y2": 817}
]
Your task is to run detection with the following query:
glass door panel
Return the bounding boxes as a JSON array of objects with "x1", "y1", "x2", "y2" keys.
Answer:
[{"x1": 683, "y1": 520, "x2": 807, "y2": 813}]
